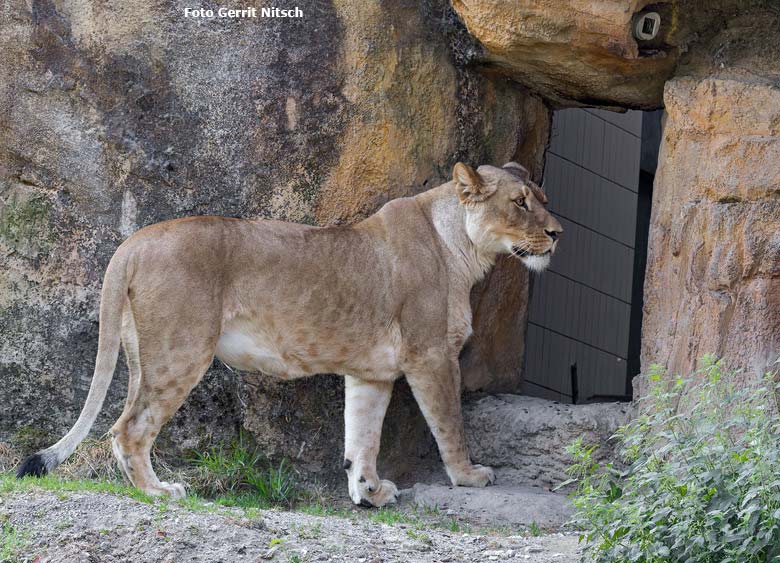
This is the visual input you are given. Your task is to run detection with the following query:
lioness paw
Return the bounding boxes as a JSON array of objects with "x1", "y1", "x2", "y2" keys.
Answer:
[
  {"x1": 147, "y1": 481, "x2": 187, "y2": 499},
  {"x1": 450, "y1": 464, "x2": 496, "y2": 488},
  {"x1": 354, "y1": 479, "x2": 398, "y2": 508}
]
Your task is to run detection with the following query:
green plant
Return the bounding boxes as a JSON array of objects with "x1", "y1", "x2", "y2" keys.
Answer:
[
  {"x1": 445, "y1": 518, "x2": 470, "y2": 534},
  {"x1": 188, "y1": 434, "x2": 299, "y2": 506},
  {"x1": 245, "y1": 459, "x2": 297, "y2": 506},
  {"x1": 565, "y1": 355, "x2": 780, "y2": 563},
  {"x1": 528, "y1": 521, "x2": 543, "y2": 537},
  {"x1": 296, "y1": 523, "x2": 321, "y2": 539},
  {"x1": 188, "y1": 434, "x2": 266, "y2": 497},
  {"x1": 0, "y1": 519, "x2": 29, "y2": 563},
  {"x1": 367, "y1": 507, "x2": 417, "y2": 526},
  {"x1": 405, "y1": 528, "x2": 432, "y2": 544},
  {"x1": 4, "y1": 472, "x2": 155, "y2": 504}
]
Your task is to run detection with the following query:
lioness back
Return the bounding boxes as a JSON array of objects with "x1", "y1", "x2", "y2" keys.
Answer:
[{"x1": 117, "y1": 203, "x2": 439, "y2": 381}]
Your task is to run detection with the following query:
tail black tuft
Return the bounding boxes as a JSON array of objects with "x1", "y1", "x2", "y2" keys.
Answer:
[{"x1": 16, "y1": 453, "x2": 48, "y2": 479}]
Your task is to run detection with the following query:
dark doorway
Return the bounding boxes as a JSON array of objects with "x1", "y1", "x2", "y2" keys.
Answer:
[{"x1": 521, "y1": 109, "x2": 661, "y2": 404}]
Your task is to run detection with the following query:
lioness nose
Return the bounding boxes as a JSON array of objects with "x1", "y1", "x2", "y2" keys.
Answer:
[{"x1": 545, "y1": 229, "x2": 561, "y2": 240}]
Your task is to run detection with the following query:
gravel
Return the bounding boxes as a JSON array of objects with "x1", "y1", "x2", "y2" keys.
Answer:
[{"x1": 1, "y1": 491, "x2": 582, "y2": 562}]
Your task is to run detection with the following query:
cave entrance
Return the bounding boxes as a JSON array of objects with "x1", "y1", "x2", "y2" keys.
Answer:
[{"x1": 521, "y1": 109, "x2": 662, "y2": 404}]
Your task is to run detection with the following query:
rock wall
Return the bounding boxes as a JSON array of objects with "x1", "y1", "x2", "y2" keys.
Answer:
[
  {"x1": 639, "y1": 8, "x2": 780, "y2": 386},
  {"x1": 447, "y1": 0, "x2": 779, "y2": 391},
  {"x1": 0, "y1": 0, "x2": 548, "y2": 478},
  {"x1": 463, "y1": 395, "x2": 630, "y2": 489},
  {"x1": 450, "y1": 0, "x2": 679, "y2": 108},
  {"x1": 7, "y1": 0, "x2": 775, "y2": 487}
]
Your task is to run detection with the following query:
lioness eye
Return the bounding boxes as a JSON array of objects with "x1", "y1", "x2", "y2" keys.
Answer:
[{"x1": 514, "y1": 199, "x2": 529, "y2": 211}]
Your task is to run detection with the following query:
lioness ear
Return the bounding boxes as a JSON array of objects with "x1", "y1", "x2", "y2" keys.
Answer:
[
  {"x1": 502, "y1": 162, "x2": 530, "y2": 182},
  {"x1": 528, "y1": 181, "x2": 548, "y2": 204},
  {"x1": 503, "y1": 162, "x2": 549, "y2": 204},
  {"x1": 454, "y1": 162, "x2": 494, "y2": 203}
]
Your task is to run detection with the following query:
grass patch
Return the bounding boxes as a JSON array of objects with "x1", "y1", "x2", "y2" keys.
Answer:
[
  {"x1": 4, "y1": 432, "x2": 302, "y2": 509},
  {"x1": 365, "y1": 506, "x2": 422, "y2": 526},
  {"x1": 2, "y1": 438, "x2": 515, "y2": 540},
  {"x1": 187, "y1": 434, "x2": 299, "y2": 507},
  {"x1": 405, "y1": 528, "x2": 432, "y2": 544},
  {"x1": 444, "y1": 517, "x2": 472, "y2": 534},
  {"x1": 0, "y1": 438, "x2": 299, "y2": 517},
  {"x1": 528, "y1": 521, "x2": 543, "y2": 537},
  {"x1": 0, "y1": 518, "x2": 30, "y2": 563},
  {"x1": 296, "y1": 503, "x2": 354, "y2": 519},
  {"x1": 2, "y1": 469, "x2": 524, "y2": 542},
  {"x1": 1, "y1": 472, "x2": 154, "y2": 504}
]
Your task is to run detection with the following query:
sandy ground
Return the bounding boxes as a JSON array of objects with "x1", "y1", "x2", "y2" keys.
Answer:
[{"x1": 1, "y1": 490, "x2": 583, "y2": 562}]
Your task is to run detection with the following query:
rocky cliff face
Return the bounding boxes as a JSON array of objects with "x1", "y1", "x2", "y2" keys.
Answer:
[
  {"x1": 639, "y1": 8, "x2": 780, "y2": 386},
  {"x1": 450, "y1": 0, "x2": 679, "y2": 108},
  {"x1": 450, "y1": 0, "x2": 779, "y2": 389},
  {"x1": 5, "y1": 0, "x2": 776, "y2": 486},
  {"x1": 0, "y1": 0, "x2": 547, "y2": 477}
]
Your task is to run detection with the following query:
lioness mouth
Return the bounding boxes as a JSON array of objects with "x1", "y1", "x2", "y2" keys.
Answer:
[
  {"x1": 512, "y1": 247, "x2": 553, "y2": 273},
  {"x1": 511, "y1": 247, "x2": 551, "y2": 258}
]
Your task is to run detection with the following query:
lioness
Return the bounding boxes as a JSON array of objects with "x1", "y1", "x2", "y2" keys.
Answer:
[{"x1": 18, "y1": 162, "x2": 562, "y2": 507}]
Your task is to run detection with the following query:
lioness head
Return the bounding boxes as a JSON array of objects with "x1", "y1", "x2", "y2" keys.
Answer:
[{"x1": 453, "y1": 161, "x2": 563, "y2": 272}]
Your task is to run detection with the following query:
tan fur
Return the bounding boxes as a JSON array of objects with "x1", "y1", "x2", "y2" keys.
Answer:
[{"x1": 34, "y1": 162, "x2": 562, "y2": 505}]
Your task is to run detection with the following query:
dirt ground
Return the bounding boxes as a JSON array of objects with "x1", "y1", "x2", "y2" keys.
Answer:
[{"x1": 1, "y1": 490, "x2": 583, "y2": 562}]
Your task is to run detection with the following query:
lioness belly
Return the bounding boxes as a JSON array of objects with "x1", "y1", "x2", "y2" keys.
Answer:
[
  {"x1": 214, "y1": 321, "x2": 402, "y2": 380},
  {"x1": 215, "y1": 329, "x2": 297, "y2": 376}
]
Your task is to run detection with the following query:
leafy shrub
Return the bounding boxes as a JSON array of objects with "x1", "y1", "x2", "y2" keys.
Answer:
[
  {"x1": 565, "y1": 355, "x2": 780, "y2": 563},
  {"x1": 188, "y1": 434, "x2": 299, "y2": 506}
]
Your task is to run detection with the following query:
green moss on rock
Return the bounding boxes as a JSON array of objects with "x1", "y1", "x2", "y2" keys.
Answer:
[
  {"x1": 12, "y1": 425, "x2": 52, "y2": 455},
  {"x1": 0, "y1": 196, "x2": 55, "y2": 256}
]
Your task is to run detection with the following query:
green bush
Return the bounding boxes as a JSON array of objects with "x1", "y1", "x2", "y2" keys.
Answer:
[{"x1": 565, "y1": 355, "x2": 780, "y2": 563}]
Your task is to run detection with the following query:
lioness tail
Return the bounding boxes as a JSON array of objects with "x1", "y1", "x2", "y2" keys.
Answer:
[{"x1": 16, "y1": 251, "x2": 128, "y2": 478}]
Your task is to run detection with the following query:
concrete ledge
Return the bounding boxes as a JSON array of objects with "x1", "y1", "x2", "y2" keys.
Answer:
[
  {"x1": 400, "y1": 483, "x2": 574, "y2": 529},
  {"x1": 463, "y1": 394, "x2": 631, "y2": 489}
]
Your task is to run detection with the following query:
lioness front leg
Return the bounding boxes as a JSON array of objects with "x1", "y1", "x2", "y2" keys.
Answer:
[
  {"x1": 343, "y1": 376, "x2": 398, "y2": 507},
  {"x1": 405, "y1": 356, "x2": 495, "y2": 487}
]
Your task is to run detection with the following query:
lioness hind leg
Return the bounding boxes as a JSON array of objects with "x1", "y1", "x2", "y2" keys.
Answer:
[
  {"x1": 111, "y1": 328, "x2": 216, "y2": 498},
  {"x1": 111, "y1": 354, "x2": 211, "y2": 498},
  {"x1": 343, "y1": 376, "x2": 398, "y2": 507},
  {"x1": 114, "y1": 302, "x2": 141, "y2": 483}
]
